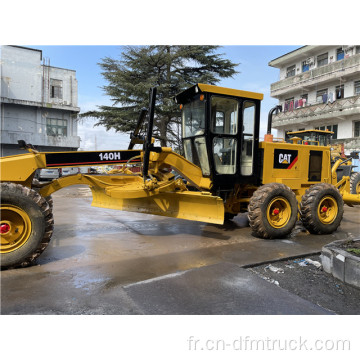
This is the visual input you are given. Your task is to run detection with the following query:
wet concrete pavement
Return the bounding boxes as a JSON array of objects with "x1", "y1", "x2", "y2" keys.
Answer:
[{"x1": 1, "y1": 185, "x2": 359, "y2": 314}]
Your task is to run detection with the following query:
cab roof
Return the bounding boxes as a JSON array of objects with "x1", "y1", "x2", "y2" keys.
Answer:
[{"x1": 175, "y1": 83, "x2": 264, "y2": 104}]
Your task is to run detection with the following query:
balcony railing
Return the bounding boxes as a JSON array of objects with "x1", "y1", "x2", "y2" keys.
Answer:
[
  {"x1": 1, "y1": 130, "x2": 81, "y2": 149},
  {"x1": 270, "y1": 54, "x2": 360, "y2": 95},
  {"x1": 272, "y1": 95, "x2": 360, "y2": 126}
]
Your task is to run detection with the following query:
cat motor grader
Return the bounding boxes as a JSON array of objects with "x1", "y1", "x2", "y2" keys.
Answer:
[{"x1": 1, "y1": 84, "x2": 360, "y2": 269}]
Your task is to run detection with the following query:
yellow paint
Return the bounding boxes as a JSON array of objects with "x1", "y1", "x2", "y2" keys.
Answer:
[
  {"x1": 260, "y1": 141, "x2": 332, "y2": 202},
  {"x1": 197, "y1": 83, "x2": 264, "y2": 100},
  {"x1": 317, "y1": 196, "x2": 338, "y2": 224},
  {"x1": 91, "y1": 188, "x2": 224, "y2": 224},
  {"x1": 266, "y1": 197, "x2": 291, "y2": 228},
  {"x1": 0, "y1": 152, "x2": 46, "y2": 184},
  {"x1": 0, "y1": 205, "x2": 32, "y2": 253}
]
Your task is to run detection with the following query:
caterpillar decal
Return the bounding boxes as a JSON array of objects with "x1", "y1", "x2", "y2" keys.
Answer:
[{"x1": 273, "y1": 149, "x2": 298, "y2": 169}]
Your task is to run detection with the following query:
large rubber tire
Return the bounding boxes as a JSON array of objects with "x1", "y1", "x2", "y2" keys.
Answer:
[
  {"x1": 350, "y1": 172, "x2": 360, "y2": 194},
  {"x1": 300, "y1": 183, "x2": 344, "y2": 235},
  {"x1": 46, "y1": 195, "x2": 54, "y2": 210},
  {"x1": 0, "y1": 183, "x2": 54, "y2": 269},
  {"x1": 248, "y1": 183, "x2": 298, "y2": 239},
  {"x1": 32, "y1": 179, "x2": 53, "y2": 209}
]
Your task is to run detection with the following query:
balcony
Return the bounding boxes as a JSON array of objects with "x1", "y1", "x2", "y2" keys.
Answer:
[
  {"x1": 270, "y1": 54, "x2": 360, "y2": 98},
  {"x1": 272, "y1": 95, "x2": 360, "y2": 128},
  {"x1": 1, "y1": 97, "x2": 80, "y2": 113},
  {"x1": 1, "y1": 130, "x2": 80, "y2": 149}
]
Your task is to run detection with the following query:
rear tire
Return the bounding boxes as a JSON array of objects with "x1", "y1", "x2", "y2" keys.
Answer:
[
  {"x1": 350, "y1": 172, "x2": 360, "y2": 194},
  {"x1": 248, "y1": 183, "x2": 298, "y2": 239},
  {"x1": 1, "y1": 183, "x2": 54, "y2": 269},
  {"x1": 300, "y1": 183, "x2": 343, "y2": 235}
]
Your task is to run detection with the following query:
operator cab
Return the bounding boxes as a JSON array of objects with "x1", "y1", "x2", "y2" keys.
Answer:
[
  {"x1": 175, "y1": 84, "x2": 263, "y2": 191},
  {"x1": 286, "y1": 129, "x2": 333, "y2": 146}
]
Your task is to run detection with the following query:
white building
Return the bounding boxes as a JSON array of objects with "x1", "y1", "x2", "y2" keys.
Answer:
[
  {"x1": 0, "y1": 45, "x2": 80, "y2": 156},
  {"x1": 269, "y1": 45, "x2": 360, "y2": 153}
]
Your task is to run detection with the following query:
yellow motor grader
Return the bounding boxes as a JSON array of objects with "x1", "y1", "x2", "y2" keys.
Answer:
[{"x1": 1, "y1": 84, "x2": 360, "y2": 269}]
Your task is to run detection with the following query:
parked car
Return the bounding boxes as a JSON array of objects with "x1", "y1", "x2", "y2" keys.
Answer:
[
  {"x1": 37, "y1": 168, "x2": 61, "y2": 181},
  {"x1": 60, "y1": 167, "x2": 80, "y2": 176}
]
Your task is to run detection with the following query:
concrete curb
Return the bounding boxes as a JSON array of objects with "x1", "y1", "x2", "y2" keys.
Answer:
[{"x1": 320, "y1": 239, "x2": 360, "y2": 289}]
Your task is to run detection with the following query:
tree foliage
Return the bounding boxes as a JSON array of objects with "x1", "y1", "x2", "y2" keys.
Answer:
[{"x1": 81, "y1": 45, "x2": 239, "y2": 149}]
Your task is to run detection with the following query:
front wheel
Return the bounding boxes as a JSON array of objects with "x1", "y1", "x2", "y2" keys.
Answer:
[
  {"x1": 300, "y1": 183, "x2": 344, "y2": 235},
  {"x1": 1, "y1": 183, "x2": 54, "y2": 269},
  {"x1": 248, "y1": 183, "x2": 298, "y2": 239}
]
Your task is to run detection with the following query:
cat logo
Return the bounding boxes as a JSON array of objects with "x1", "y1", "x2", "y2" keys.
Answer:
[
  {"x1": 279, "y1": 153, "x2": 292, "y2": 165},
  {"x1": 274, "y1": 149, "x2": 298, "y2": 169}
]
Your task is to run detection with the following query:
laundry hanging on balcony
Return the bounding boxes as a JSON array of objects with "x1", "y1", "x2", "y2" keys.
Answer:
[{"x1": 328, "y1": 92, "x2": 335, "y2": 103}]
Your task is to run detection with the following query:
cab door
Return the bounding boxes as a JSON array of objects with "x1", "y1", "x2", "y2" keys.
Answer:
[{"x1": 209, "y1": 95, "x2": 261, "y2": 190}]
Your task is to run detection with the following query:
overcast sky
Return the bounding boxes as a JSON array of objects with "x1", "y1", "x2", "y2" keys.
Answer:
[{"x1": 27, "y1": 45, "x2": 299, "y2": 150}]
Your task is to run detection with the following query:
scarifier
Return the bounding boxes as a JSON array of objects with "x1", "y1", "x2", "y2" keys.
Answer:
[{"x1": 1, "y1": 84, "x2": 360, "y2": 269}]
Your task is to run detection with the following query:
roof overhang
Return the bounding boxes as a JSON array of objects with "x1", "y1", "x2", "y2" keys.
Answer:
[
  {"x1": 268, "y1": 46, "x2": 335, "y2": 68},
  {"x1": 175, "y1": 83, "x2": 263, "y2": 103}
]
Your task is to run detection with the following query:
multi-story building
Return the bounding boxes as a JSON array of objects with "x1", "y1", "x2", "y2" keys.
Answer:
[
  {"x1": 0, "y1": 45, "x2": 80, "y2": 156},
  {"x1": 269, "y1": 45, "x2": 360, "y2": 153}
]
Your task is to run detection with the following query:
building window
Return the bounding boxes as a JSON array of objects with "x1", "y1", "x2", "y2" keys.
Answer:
[
  {"x1": 50, "y1": 79, "x2": 63, "y2": 99},
  {"x1": 46, "y1": 118, "x2": 67, "y2": 136},
  {"x1": 336, "y1": 48, "x2": 344, "y2": 61},
  {"x1": 355, "y1": 121, "x2": 360, "y2": 137},
  {"x1": 317, "y1": 53, "x2": 328, "y2": 67},
  {"x1": 286, "y1": 65, "x2": 296, "y2": 78},
  {"x1": 327, "y1": 124, "x2": 338, "y2": 139},
  {"x1": 302, "y1": 61, "x2": 309, "y2": 72},
  {"x1": 316, "y1": 89, "x2": 328, "y2": 103},
  {"x1": 301, "y1": 94, "x2": 308, "y2": 106},
  {"x1": 356, "y1": 46, "x2": 360, "y2": 54},
  {"x1": 335, "y1": 85, "x2": 344, "y2": 99},
  {"x1": 284, "y1": 97, "x2": 294, "y2": 111},
  {"x1": 355, "y1": 81, "x2": 360, "y2": 95}
]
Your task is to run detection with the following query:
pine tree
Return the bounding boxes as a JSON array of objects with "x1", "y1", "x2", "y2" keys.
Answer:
[{"x1": 81, "y1": 45, "x2": 238, "y2": 150}]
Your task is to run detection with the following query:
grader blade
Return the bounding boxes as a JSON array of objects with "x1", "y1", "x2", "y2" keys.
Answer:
[{"x1": 90, "y1": 188, "x2": 225, "y2": 224}]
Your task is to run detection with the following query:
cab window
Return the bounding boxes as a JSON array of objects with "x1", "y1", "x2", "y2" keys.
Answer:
[
  {"x1": 182, "y1": 98, "x2": 205, "y2": 137},
  {"x1": 194, "y1": 137, "x2": 210, "y2": 176},
  {"x1": 213, "y1": 137, "x2": 237, "y2": 174},
  {"x1": 211, "y1": 96, "x2": 238, "y2": 134},
  {"x1": 241, "y1": 101, "x2": 255, "y2": 176}
]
